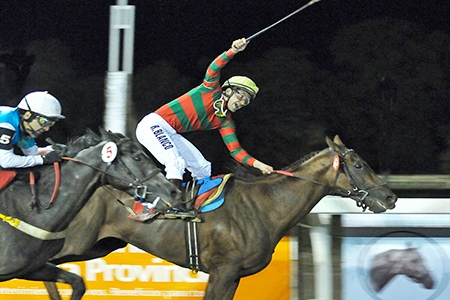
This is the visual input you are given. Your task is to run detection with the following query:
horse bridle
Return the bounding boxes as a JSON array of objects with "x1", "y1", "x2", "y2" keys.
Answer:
[
  {"x1": 273, "y1": 148, "x2": 387, "y2": 211},
  {"x1": 331, "y1": 149, "x2": 375, "y2": 211}
]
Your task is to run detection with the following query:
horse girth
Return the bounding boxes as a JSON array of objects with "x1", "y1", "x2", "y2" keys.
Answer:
[{"x1": 0, "y1": 212, "x2": 66, "y2": 240}]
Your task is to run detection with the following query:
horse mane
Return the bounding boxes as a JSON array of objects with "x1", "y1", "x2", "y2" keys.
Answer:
[
  {"x1": 226, "y1": 161, "x2": 263, "y2": 181},
  {"x1": 283, "y1": 150, "x2": 322, "y2": 171},
  {"x1": 61, "y1": 129, "x2": 103, "y2": 158}
]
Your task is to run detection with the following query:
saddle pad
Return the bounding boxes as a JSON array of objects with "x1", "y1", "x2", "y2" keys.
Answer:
[
  {"x1": 194, "y1": 174, "x2": 232, "y2": 212},
  {"x1": 0, "y1": 171, "x2": 16, "y2": 190},
  {"x1": 128, "y1": 201, "x2": 160, "y2": 222},
  {"x1": 132, "y1": 201, "x2": 145, "y2": 214},
  {"x1": 199, "y1": 191, "x2": 225, "y2": 213},
  {"x1": 131, "y1": 201, "x2": 157, "y2": 215}
]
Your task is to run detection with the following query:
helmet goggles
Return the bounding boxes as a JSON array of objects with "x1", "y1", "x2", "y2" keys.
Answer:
[
  {"x1": 232, "y1": 89, "x2": 251, "y2": 105},
  {"x1": 35, "y1": 115, "x2": 57, "y2": 127}
]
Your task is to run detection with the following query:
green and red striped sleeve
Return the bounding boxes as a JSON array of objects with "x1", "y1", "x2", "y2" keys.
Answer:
[
  {"x1": 203, "y1": 49, "x2": 235, "y2": 88},
  {"x1": 218, "y1": 119, "x2": 256, "y2": 166},
  {"x1": 156, "y1": 49, "x2": 236, "y2": 132}
]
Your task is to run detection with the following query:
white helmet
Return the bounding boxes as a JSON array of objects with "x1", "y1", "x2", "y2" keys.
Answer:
[{"x1": 17, "y1": 91, "x2": 65, "y2": 119}]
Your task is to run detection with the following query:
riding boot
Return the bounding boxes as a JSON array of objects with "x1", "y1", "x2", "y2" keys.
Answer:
[
  {"x1": 166, "y1": 179, "x2": 200, "y2": 221},
  {"x1": 169, "y1": 179, "x2": 183, "y2": 191}
]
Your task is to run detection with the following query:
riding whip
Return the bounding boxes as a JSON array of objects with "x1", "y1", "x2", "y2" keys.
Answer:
[{"x1": 246, "y1": 0, "x2": 321, "y2": 41}]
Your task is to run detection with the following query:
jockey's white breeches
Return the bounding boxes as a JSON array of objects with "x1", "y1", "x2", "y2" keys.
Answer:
[{"x1": 136, "y1": 113, "x2": 211, "y2": 180}]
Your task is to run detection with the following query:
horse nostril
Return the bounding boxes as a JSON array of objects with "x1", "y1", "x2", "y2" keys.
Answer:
[
  {"x1": 384, "y1": 196, "x2": 397, "y2": 209},
  {"x1": 387, "y1": 196, "x2": 397, "y2": 203}
]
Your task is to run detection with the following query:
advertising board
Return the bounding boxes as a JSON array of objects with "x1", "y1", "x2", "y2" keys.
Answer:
[
  {"x1": 342, "y1": 214, "x2": 450, "y2": 300},
  {"x1": 0, "y1": 237, "x2": 293, "y2": 299}
]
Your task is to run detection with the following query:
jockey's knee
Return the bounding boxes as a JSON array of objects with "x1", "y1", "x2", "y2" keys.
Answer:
[
  {"x1": 165, "y1": 157, "x2": 186, "y2": 180},
  {"x1": 192, "y1": 161, "x2": 211, "y2": 179}
]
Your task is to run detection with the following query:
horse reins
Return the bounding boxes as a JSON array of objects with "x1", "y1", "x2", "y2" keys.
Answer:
[
  {"x1": 29, "y1": 162, "x2": 61, "y2": 210},
  {"x1": 272, "y1": 149, "x2": 386, "y2": 211}
]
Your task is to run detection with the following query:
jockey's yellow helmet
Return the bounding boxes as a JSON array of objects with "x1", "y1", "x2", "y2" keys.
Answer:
[{"x1": 222, "y1": 76, "x2": 259, "y2": 100}]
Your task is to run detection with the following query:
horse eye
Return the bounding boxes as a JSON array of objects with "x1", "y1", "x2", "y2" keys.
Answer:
[
  {"x1": 355, "y1": 163, "x2": 362, "y2": 169},
  {"x1": 134, "y1": 156, "x2": 141, "y2": 161}
]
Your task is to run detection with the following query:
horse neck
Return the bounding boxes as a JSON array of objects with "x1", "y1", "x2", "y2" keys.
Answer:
[
  {"x1": 371, "y1": 264, "x2": 395, "y2": 292},
  {"x1": 258, "y1": 149, "x2": 336, "y2": 240},
  {"x1": 37, "y1": 155, "x2": 105, "y2": 232}
]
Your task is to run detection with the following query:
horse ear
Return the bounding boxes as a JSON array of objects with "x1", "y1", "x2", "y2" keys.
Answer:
[
  {"x1": 86, "y1": 128, "x2": 95, "y2": 135},
  {"x1": 333, "y1": 135, "x2": 342, "y2": 144},
  {"x1": 98, "y1": 127, "x2": 113, "y2": 141},
  {"x1": 98, "y1": 127, "x2": 121, "y2": 142},
  {"x1": 333, "y1": 135, "x2": 348, "y2": 149},
  {"x1": 85, "y1": 128, "x2": 101, "y2": 144},
  {"x1": 98, "y1": 127, "x2": 107, "y2": 136},
  {"x1": 326, "y1": 136, "x2": 334, "y2": 149}
]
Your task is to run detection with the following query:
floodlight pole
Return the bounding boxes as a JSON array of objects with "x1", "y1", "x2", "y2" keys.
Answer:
[{"x1": 104, "y1": 0, "x2": 135, "y2": 135}]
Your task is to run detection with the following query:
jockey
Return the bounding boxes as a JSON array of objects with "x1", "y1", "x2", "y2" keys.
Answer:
[
  {"x1": 0, "y1": 91, "x2": 65, "y2": 169},
  {"x1": 136, "y1": 38, "x2": 273, "y2": 219}
]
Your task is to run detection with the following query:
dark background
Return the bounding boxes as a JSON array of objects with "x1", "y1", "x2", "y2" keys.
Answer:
[{"x1": 1, "y1": 0, "x2": 450, "y2": 176}]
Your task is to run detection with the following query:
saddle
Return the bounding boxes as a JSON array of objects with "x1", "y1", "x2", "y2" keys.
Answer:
[
  {"x1": 0, "y1": 148, "x2": 52, "y2": 191},
  {"x1": 130, "y1": 174, "x2": 233, "y2": 221},
  {"x1": 0, "y1": 171, "x2": 17, "y2": 190},
  {"x1": 0, "y1": 165, "x2": 58, "y2": 210}
]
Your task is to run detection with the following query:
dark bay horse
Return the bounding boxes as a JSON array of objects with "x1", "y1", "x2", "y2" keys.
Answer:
[
  {"x1": 49, "y1": 135, "x2": 397, "y2": 299},
  {"x1": 369, "y1": 247, "x2": 434, "y2": 292},
  {"x1": 0, "y1": 128, "x2": 181, "y2": 300}
]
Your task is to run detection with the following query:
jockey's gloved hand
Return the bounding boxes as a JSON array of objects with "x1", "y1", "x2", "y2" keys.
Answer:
[
  {"x1": 253, "y1": 160, "x2": 273, "y2": 175},
  {"x1": 41, "y1": 151, "x2": 62, "y2": 164},
  {"x1": 231, "y1": 38, "x2": 248, "y2": 53},
  {"x1": 45, "y1": 137, "x2": 69, "y2": 156},
  {"x1": 52, "y1": 143, "x2": 69, "y2": 156}
]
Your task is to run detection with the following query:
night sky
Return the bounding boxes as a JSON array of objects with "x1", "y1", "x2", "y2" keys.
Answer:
[
  {"x1": 1, "y1": 0, "x2": 450, "y2": 175},
  {"x1": 1, "y1": 0, "x2": 448, "y2": 76}
]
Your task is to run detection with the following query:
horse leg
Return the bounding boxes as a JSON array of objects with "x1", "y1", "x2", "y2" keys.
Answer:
[
  {"x1": 44, "y1": 281, "x2": 62, "y2": 300},
  {"x1": 204, "y1": 270, "x2": 240, "y2": 300},
  {"x1": 20, "y1": 263, "x2": 86, "y2": 300}
]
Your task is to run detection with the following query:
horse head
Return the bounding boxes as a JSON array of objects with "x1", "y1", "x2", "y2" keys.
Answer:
[
  {"x1": 325, "y1": 135, "x2": 397, "y2": 213},
  {"x1": 63, "y1": 128, "x2": 181, "y2": 211},
  {"x1": 394, "y1": 247, "x2": 435, "y2": 289},
  {"x1": 370, "y1": 248, "x2": 435, "y2": 292}
]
